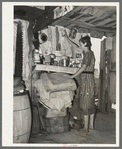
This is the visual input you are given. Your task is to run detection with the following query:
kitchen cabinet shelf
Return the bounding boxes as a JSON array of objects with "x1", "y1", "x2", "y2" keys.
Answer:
[{"x1": 35, "y1": 64, "x2": 79, "y2": 74}]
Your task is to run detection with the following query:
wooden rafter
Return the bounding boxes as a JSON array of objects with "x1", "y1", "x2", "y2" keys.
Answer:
[
  {"x1": 103, "y1": 22, "x2": 116, "y2": 28},
  {"x1": 95, "y1": 18, "x2": 114, "y2": 26},
  {"x1": 33, "y1": 6, "x2": 116, "y2": 33},
  {"x1": 51, "y1": 15, "x2": 115, "y2": 33},
  {"x1": 65, "y1": 16, "x2": 95, "y2": 27}
]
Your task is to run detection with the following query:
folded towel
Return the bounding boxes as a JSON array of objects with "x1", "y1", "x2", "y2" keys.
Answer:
[
  {"x1": 34, "y1": 78, "x2": 74, "y2": 111},
  {"x1": 34, "y1": 72, "x2": 76, "y2": 111},
  {"x1": 41, "y1": 72, "x2": 77, "y2": 92}
]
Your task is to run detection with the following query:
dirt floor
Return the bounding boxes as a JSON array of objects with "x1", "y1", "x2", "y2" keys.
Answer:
[{"x1": 29, "y1": 109, "x2": 116, "y2": 145}]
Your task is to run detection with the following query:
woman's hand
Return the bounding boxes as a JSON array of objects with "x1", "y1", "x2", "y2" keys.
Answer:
[
  {"x1": 63, "y1": 74, "x2": 74, "y2": 79},
  {"x1": 70, "y1": 75, "x2": 75, "y2": 78},
  {"x1": 63, "y1": 74, "x2": 75, "y2": 78}
]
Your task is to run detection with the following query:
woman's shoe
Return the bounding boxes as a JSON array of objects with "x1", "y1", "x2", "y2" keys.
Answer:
[{"x1": 89, "y1": 124, "x2": 95, "y2": 130}]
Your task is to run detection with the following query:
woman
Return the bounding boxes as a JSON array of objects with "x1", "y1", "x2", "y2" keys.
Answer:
[{"x1": 63, "y1": 30, "x2": 96, "y2": 133}]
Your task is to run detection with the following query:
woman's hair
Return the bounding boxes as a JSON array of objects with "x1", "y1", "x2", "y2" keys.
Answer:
[{"x1": 79, "y1": 36, "x2": 92, "y2": 49}]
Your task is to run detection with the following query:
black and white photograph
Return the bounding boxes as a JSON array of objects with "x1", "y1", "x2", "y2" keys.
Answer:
[{"x1": 2, "y1": 2, "x2": 119, "y2": 147}]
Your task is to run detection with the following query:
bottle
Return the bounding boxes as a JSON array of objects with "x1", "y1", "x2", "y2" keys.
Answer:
[{"x1": 34, "y1": 49, "x2": 40, "y2": 64}]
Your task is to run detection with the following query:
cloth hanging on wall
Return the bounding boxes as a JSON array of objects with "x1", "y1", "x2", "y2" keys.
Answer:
[
  {"x1": 13, "y1": 21, "x2": 17, "y2": 75},
  {"x1": 14, "y1": 19, "x2": 30, "y2": 90},
  {"x1": 55, "y1": 25, "x2": 73, "y2": 57},
  {"x1": 22, "y1": 20, "x2": 30, "y2": 81},
  {"x1": 39, "y1": 25, "x2": 84, "y2": 58}
]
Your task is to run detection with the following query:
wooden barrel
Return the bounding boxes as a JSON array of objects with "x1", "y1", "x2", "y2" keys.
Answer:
[
  {"x1": 44, "y1": 107, "x2": 67, "y2": 118},
  {"x1": 43, "y1": 115, "x2": 69, "y2": 134},
  {"x1": 13, "y1": 91, "x2": 32, "y2": 143}
]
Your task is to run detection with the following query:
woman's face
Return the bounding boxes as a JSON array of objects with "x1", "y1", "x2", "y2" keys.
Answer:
[{"x1": 79, "y1": 41, "x2": 85, "y2": 49}]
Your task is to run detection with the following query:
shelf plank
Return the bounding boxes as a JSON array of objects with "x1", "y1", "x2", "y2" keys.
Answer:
[{"x1": 35, "y1": 64, "x2": 79, "y2": 74}]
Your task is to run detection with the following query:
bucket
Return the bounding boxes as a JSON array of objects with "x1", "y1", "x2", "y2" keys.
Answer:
[
  {"x1": 13, "y1": 91, "x2": 32, "y2": 143},
  {"x1": 43, "y1": 115, "x2": 69, "y2": 134},
  {"x1": 44, "y1": 107, "x2": 67, "y2": 118}
]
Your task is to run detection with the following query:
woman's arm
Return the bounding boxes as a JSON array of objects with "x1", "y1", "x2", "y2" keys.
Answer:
[
  {"x1": 71, "y1": 64, "x2": 86, "y2": 78},
  {"x1": 71, "y1": 51, "x2": 93, "y2": 78}
]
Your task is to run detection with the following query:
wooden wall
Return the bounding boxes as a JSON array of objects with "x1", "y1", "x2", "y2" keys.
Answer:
[
  {"x1": 98, "y1": 35, "x2": 116, "y2": 113},
  {"x1": 109, "y1": 35, "x2": 116, "y2": 104}
]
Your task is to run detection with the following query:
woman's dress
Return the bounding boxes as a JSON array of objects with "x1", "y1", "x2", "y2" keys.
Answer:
[
  {"x1": 80, "y1": 50, "x2": 95, "y2": 115},
  {"x1": 68, "y1": 50, "x2": 95, "y2": 119}
]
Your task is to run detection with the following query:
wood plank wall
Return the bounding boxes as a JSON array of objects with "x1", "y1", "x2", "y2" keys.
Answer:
[
  {"x1": 98, "y1": 35, "x2": 116, "y2": 113},
  {"x1": 109, "y1": 35, "x2": 116, "y2": 104},
  {"x1": 98, "y1": 38, "x2": 106, "y2": 112}
]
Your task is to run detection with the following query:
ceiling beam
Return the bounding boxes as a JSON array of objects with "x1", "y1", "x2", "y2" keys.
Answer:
[
  {"x1": 95, "y1": 18, "x2": 114, "y2": 26},
  {"x1": 51, "y1": 15, "x2": 116, "y2": 33},
  {"x1": 103, "y1": 22, "x2": 116, "y2": 28},
  {"x1": 33, "y1": 6, "x2": 116, "y2": 34},
  {"x1": 33, "y1": 9, "x2": 55, "y2": 33},
  {"x1": 33, "y1": 6, "x2": 80, "y2": 33}
]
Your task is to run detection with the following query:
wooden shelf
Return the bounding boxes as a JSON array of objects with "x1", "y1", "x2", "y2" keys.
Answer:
[{"x1": 35, "y1": 64, "x2": 79, "y2": 74}]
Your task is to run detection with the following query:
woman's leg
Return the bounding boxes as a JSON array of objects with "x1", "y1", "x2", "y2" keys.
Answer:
[
  {"x1": 69, "y1": 113, "x2": 74, "y2": 128},
  {"x1": 84, "y1": 115, "x2": 90, "y2": 132},
  {"x1": 89, "y1": 114, "x2": 95, "y2": 129}
]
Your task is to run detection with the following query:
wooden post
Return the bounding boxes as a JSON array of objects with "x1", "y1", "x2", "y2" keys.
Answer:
[
  {"x1": 98, "y1": 38, "x2": 106, "y2": 112},
  {"x1": 98, "y1": 36, "x2": 114, "y2": 113},
  {"x1": 109, "y1": 35, "x2": 116, "y2": 106},
  {"x1": 105, "y1": 37, "x2": 113, "y2": 112}
]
